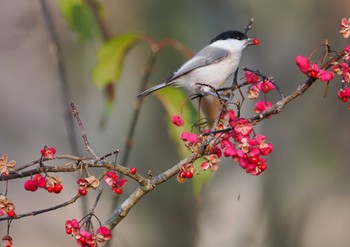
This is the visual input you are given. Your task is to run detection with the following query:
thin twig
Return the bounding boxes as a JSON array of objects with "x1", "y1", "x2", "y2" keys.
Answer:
[
  {"x1": 70, "y1": 102, "x2": 99, "y2": 160},
  {"x1": 243, "y1": 67, "x2": 285, "y2": 98},
  {"x1": 90, "y1": 189, "x2": 103, "y2": 213},
  {"x1": 243, "y1": 18, "x2": 255, "y2": 34},
  {"x1": 98, "y1": 149, "x2": 120, "y2": 162},
  {"x1": 0, "y1": 194, "x2": 81, "y2": 222}
]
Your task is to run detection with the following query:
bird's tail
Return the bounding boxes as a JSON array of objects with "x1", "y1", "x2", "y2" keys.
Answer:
[{"x1": 136, "y1": 82, "x2": 172, "y2": 98}]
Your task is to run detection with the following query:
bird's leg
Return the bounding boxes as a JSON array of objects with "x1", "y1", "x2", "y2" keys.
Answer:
[
  {"x1": 230, "y1": 67, "x2": 239, "y2": 90},
  {"x1": 189, "y1": 93, "x2": 203, "y2": 100},
  {"x1": 195, "y1": 83, "x2": 230, "y2": 102}
]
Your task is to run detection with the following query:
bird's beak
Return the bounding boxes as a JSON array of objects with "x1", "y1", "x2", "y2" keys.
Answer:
[{"x1": 246, "y1": 38, "x2": 259, "y2": 46}]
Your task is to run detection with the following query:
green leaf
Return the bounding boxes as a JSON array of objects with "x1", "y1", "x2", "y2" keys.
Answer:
[
  {"x1": 58, "y1": 0, "x2": 101, "y2": 41},
  {"x1": 155, "y1": 88, "x2": 213, "y2": 198},
  {"x1": 92, "y1": 33, "x2": 143, "y2": 88}
]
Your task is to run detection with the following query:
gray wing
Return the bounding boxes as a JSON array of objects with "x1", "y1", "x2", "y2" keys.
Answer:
[{"x1": 166, "y1": 45, "x2": 229, "y2": 82}]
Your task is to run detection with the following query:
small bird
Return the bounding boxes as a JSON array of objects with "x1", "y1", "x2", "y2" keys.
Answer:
[{"x1": 137, "y1": 30, "x2": 258, "y2": 98}]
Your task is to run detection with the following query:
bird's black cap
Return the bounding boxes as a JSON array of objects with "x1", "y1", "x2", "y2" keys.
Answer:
[{"x1": 210, "y1": 30, "x2": 247, "y2": 44}]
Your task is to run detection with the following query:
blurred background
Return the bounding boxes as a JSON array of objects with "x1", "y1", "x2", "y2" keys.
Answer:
[{"x1": 0, "y1": 0, "x2": 350, "y2": 246}]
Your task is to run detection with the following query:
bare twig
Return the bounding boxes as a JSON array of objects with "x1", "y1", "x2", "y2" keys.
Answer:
[
  {"x1": 243, "y1": 18, "x2": 255, "y2": 34},
  {"x1": 243, "y1": 67, "x2": 285, "y2": 98},
  {"x1": 70, "y1": 102, "x2": 99, "y2": 160},
  {"x1": 0, "y1": 194, "x2": 81, "y2": 222}
]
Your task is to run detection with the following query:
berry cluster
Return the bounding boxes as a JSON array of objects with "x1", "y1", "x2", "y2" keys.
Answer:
[
  {"x1": 294, "y1": 18, "x2": 350, "y2": 109},
  {"x1": 65, "y1": 219, "x2": 112, "y2": 247},
  {"x1": 215, "y1": 112, "x2": 272, "y2": 175},
  {"x1": 333, "y1": 45, "x2": 350, "y2": 109},
  {"x1": 0, "y1": 195, "x2": 16, "y2": 218},
  {"x1": 77, "y1": 176, "x2": 100, "y2": 196},
  {"x1": 295, "y1": 55, "x2": 334, "y2": 81},
  {"x1": 172, "y1": 108, "x2": 274, "y2": 178},
  {"x1": 177, "y1": 163, "x2": 197, "y2": 183},
  {"x1": 103, "y1": 171, "x2": 128, "y2": 194},
  {"x1": 245, "y1": 71, "x2": 275, "y2": 98},
  {"x1": 24, "y1": 174, "x2": 63, "y2": 194},
  {"x1": 296, "y1": 44, "x2": 350, "y2": 109},
  {"x1": 242, "y1": 70, "x2": 276, "y2": 116}
]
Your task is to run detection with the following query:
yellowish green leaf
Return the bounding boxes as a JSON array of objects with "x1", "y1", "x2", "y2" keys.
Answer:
[
  {"x1": 154, "y1": 87, "x2": 197, "y2": 157},
  {"x1": 58, "y1": 0, "x2": 101, "y2": 41},
  {"x1": 92, "y1": 33, "x2": 143, "y2": 88},
  {"x1": 155, "y1": 87, "x2": 213, "y2": 197}
]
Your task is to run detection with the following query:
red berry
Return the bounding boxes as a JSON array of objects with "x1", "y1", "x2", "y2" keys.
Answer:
[
  {"x1": 54, "y1": 184, "x2": 63, "y2": 193},
  {"x1": 79, "y1": 188, "x2": 87, "y2": 196},
  {"x1": 179, "y1": 171, "x2": 187, "y2": 178},
  {"x1": 77, "y1": 178, "x2": 85, "y2": 185},
  {"x1": 66, "y1": 228, "x2": 73, "y2": 235},
  {"x1": 7, "y1": 210, "x2": 16, "y2": 217},
  {"x1": 243, "y1": 154, "x2": 249, "y2": 160},
  {"x1": 79, "y1": 237, "x2": 86, "y2": 243},
  {"x1": 130, "y1": 167, "x2": 137, "y2": 174},
  {"x1": 309, "y1": 70, "x2": 318, "y2": 78},
  {"x1": 259, "y1": 163, "x2": 267, "y2": 171},
  {"x1": 253, "y1": 38, "x2": 260, "y2": 45},
  {"x1": 33, "y1": 174, "x2": 43, "y2": 182},
  {"x1": 250, "y1": 156, "x2": 259, "y2": 163},
  {"x1": 113, "y1": 187, "x2": 123, "y2": 194},
  {"x1": 185, "y1": 171, "x2": 193, "y2": 179},
  {"x1": 47, "y1": 186, "x2": 54, "y2": 193}
]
